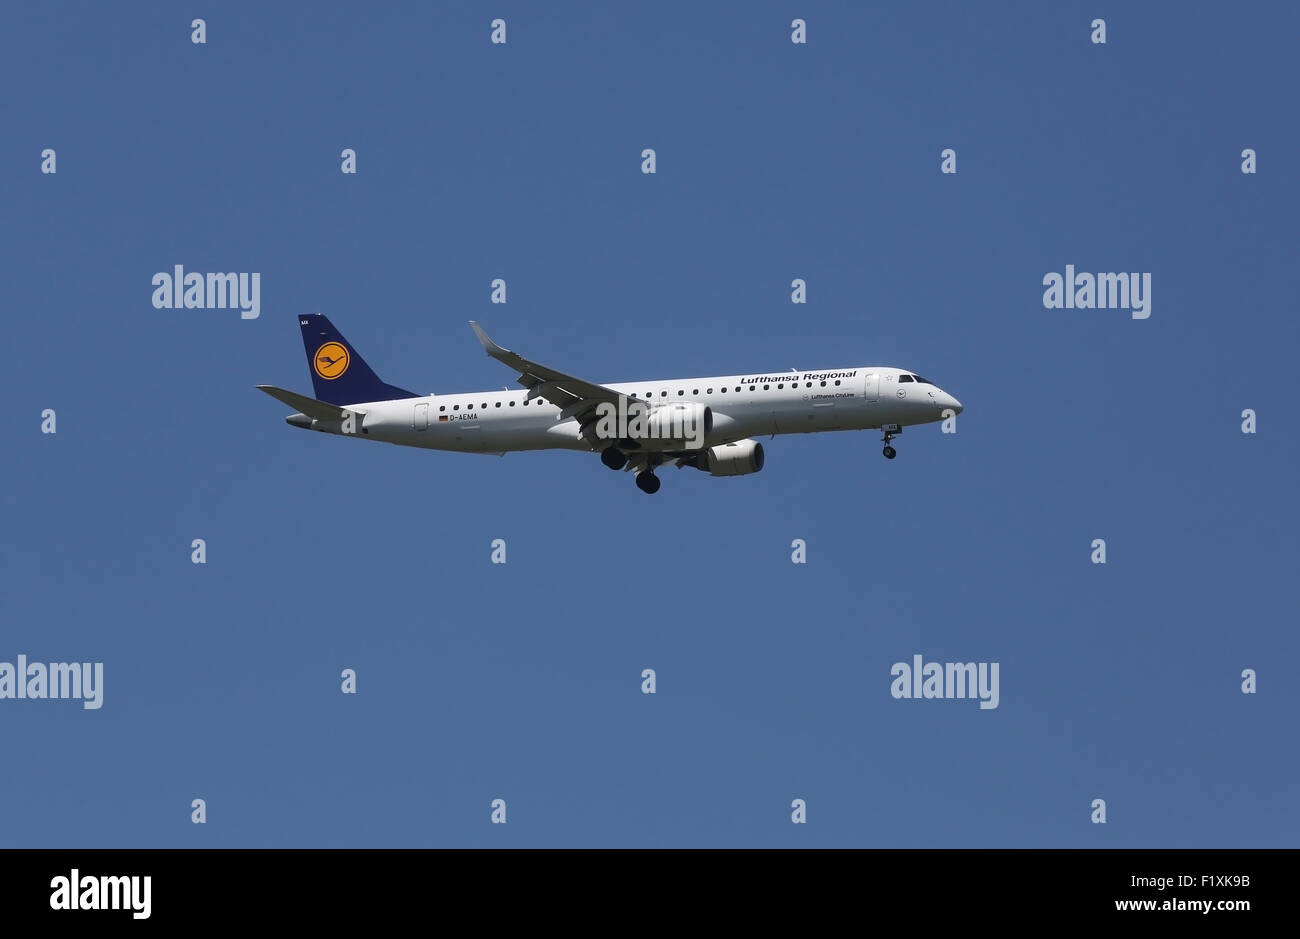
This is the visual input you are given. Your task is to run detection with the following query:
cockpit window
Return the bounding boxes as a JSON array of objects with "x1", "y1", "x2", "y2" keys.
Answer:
[
  {"x1": 898, "y1": 374, "x2": 914, "y2": 383},
  {"x1": 910, "y1": 375, "x2": 932, "y2": 384}
]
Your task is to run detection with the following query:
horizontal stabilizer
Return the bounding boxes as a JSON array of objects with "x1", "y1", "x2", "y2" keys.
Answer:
[{"x1": 256, "y1": 385, "x2": 359, "y2": 421}]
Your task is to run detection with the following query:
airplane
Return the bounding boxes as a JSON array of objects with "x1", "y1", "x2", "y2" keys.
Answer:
[{"x1": 257, "y1": 315, "x2": 964, "y2": 494}]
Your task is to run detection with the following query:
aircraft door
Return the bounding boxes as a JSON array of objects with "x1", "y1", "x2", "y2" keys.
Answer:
[
  {"x1": 863, "y1": 373, "x2": 878, "y2": 403},
  {"x1": 414, "y1": 402, "x2": 428, "y2": 430}
]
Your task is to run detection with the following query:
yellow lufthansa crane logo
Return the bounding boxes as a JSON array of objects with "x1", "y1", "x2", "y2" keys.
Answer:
[{"x1": 314, "y1": 342, "x2": 350, "y2": 380}]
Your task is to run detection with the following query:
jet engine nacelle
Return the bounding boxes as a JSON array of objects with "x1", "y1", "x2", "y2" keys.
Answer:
[
  {"x1": 699, "y1": 438, "x2": 765, "y2": 476},
  {"x1": 636, "y1": 402, "x2": 713, "y2": 450}
]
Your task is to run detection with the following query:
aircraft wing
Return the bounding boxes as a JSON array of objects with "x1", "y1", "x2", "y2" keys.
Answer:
[{"x1": 469, "y1": 321, "x2": 636, "y2": 448}]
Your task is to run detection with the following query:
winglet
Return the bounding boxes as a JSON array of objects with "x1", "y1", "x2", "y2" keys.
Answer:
[{"x1": 469, "y1": 320, "x2": 510, "y2": 359}]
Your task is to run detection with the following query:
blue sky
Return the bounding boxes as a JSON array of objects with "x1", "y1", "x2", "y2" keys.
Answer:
[{"x1": 2, "y1": 1, "x2": 1296, "y2": 847}]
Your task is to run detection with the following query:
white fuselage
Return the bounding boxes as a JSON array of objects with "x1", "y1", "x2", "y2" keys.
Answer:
[{"x1": 323, "y1": 366, "x2": 963, "y2": 454}]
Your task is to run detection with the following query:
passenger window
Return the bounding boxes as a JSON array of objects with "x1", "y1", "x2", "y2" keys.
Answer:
[
  {"x1": 778, "y1": 383, "x2": 784, "y2": 389},
  {"x1": 509, "y1": 401, "x2": 515, "y2": 407},
  {"x1": 495, "y1": 402, "x2": 501, "y2": 408},
  {"x1": 707, "y1": 388, "x2": 713, "y2": 394},
  {"x1": 439, "y1": 406, "x2": 446, "y2": 412},
  {"x1": 678, "y1": 390, "x2": 684, "y2": 396},
  {"x1": 453, "y1": 405, "x2": 460, "y2": 411},
  {"x1": 692, "y1": 389, "x2": 699, "y2": 395},
  {"x1": 898, "y1": 374, "x2": 914, "y2": 383},
  {"x1": 805, "y1": 382, "x2": 812, "y2": 388},
  {"x1": 748, "y1": 385, "x2": 755, "y2": 391},
  {"x1": 763, "y1": 385, "x2": 769, "y2": 390},
  {"x1": 834, "y1": 380, "x2": 840, "y2": 386}
]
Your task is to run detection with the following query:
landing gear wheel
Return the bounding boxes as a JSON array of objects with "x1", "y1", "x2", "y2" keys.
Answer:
[
  {"x1": 635, "y1": 471, "x2": 661, "y2": 494},
  {"x1": 880, "y1": 424, "x2": 901, "y2": 460},
  {"x1": 601, "y1": 448, "x2": 628, "y2": 471}
]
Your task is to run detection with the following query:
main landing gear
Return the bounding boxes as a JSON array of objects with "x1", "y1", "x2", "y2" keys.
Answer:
[
  {"x1": 607, "y1": 446, "x2": 661, "y2": 493},
  {"x1": 881, "y1": 424, "x2": 901, "y2": 460}
]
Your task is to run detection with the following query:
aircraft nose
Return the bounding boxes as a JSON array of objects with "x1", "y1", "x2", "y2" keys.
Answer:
[{"x1": 943, "y1": 393, "x2": 963, "y2": 415}]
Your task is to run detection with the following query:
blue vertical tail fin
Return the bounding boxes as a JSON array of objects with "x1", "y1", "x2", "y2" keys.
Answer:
[{"x1": 299, "y1": 314, "x2": 419, "y2": 405}]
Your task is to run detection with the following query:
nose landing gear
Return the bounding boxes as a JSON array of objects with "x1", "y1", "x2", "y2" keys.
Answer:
[{"x1": 881, "y1": 424, "x2": 901, "y2": 459}]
